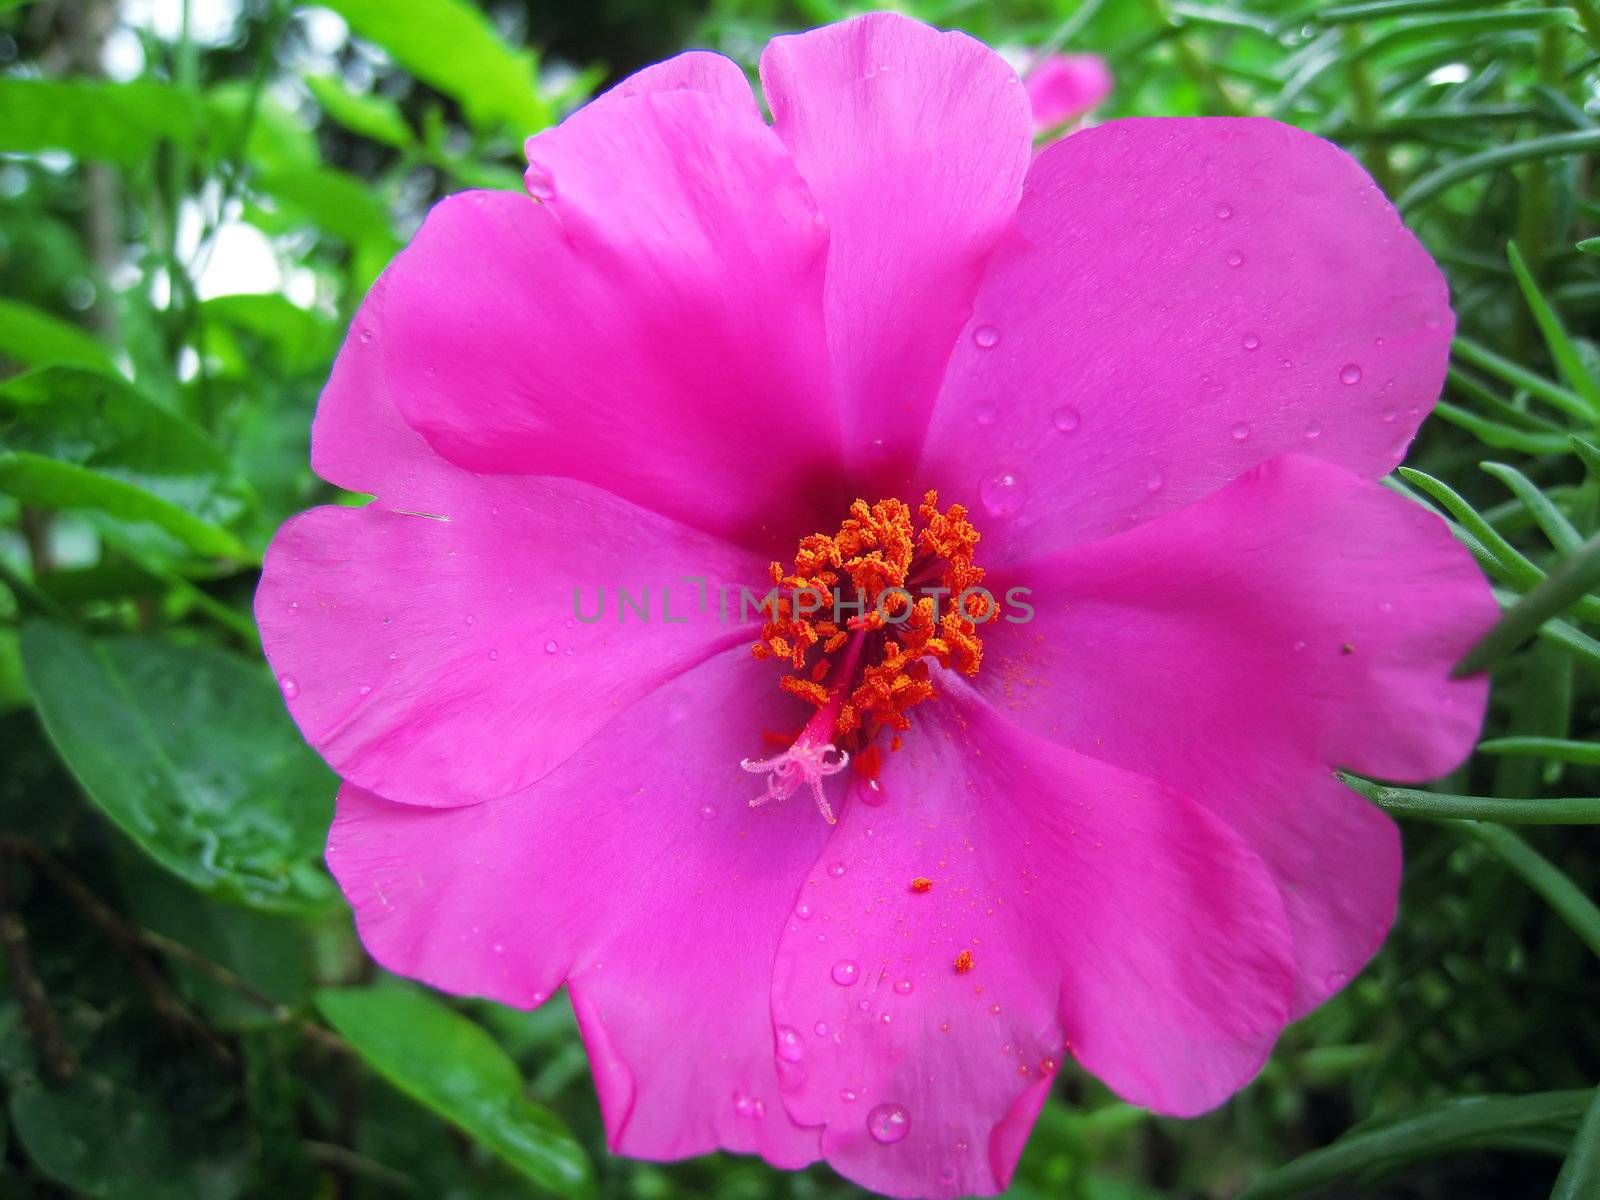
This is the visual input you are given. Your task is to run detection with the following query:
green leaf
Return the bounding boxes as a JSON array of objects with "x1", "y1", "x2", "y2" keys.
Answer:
[
  {"x1": 1452, "y1": 336, "x2": 1593, "y2": 423},
  {"x1": 1480, "y1": 460, "x2": 1583, "y2": 554},
  {"x1": 0, "y1": 366, "x2": 254, "y2": 554},
  {"x1": 1341, "y1": 772, "x2": 1600, "y2": 824},
  {"x1": 317, "y1": 984, "x2": 594, "y2": 1198},
  {"x1": 1239, "y1": 1090, "x2": 1592, "y2": 1200},
  {"x1": 319, "y1": 0, "x2": 556, "y2": 134},
  {"x1": 19, "y1": 621, "x2": 337, "y2": 913},
  {"x1": 0, "y1": 77, "x2": 204, "y2": 166},
  {"x1": 1554, "y1": 1085, "x2": 1600, "y2": 1200},
  {"x1": 1456, "y1": 532, "x2": 1600, "y2": 675},
  {"x1": 304, "y1": 74, "x2": 413, "y2": 147},
  {"x1": 1460, "y1": 822, "x2": 1600, "y2": 959},
  {"x1": 200, "y1": 294, "x2": 338, "y2": 376},
  {"x1": 1579, "y1": 236, "x2": 1600, "y2": 256},
  {"x1": 1398, "y1": 130, "x2": 1600, "y2": 212},
  {"x1": 1479, "y1": 736, "x2": 1600, "y2": 764},
  {"x1": 1506, "y1": 241, "x2": 1600, "y2": 419},
  {"x1": 0, "y1": 299, "x2": 115, "y2": 372}
]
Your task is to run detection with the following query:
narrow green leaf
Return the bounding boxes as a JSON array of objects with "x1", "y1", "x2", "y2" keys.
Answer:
[
  {"x1": 1488, "y1": 586, "x2": 1600, "y2": 673},
  {"x1": 1579, "y1": 236, "x2": 1600, "y2": 255},
  {"x1": 1480, "y1": 461, "x2": 1583, "y2": 553},
  {"x1": 1506, "y1": 242, "x2": 1600, "y2": 418},
  {"x1": 1240, "y1": 1090, "x2": 1591, "y2": 1200},
  {"x1": 1460, "y1": 822, "x2": 1600, "y2": 959},
  {"x1": 1479, "y1": 736, "x2": 1600, "y2": 764},
  {"x1": 19, "y1": 621, "x2": 338, "y2": 913},
  {"x1": 318, "y1": 0, "x2": 556, "y2": 134},
  {"x1": 1398, "y1": 131, "x2": 1600, "y2": 212},
  {"x1": 1453, "y1": 336, "x2": 1593, "y2": 423},
  {"x1": 1456, "y1": 532, "x2": 1600, "y2": 675},
  {"x1": 1342, "y1": 773, "x2": 1600, "y2": 823},
  {"x1": 1433, "y1": 400, "x2": 1570, "y2": 454},
  {"x1": 0, "y1": 299, "x2": 115, "y2": 372},
  {"x1": 1553, "y1": 1085, "x2": 1600, "y2": 1200},
  {"x1": 316, "y1": 985, "x2": 594, "y2": 1198},
  {"x1": 1573, "y1": 435, "x2": 1600, "y2": 476},
  {"x1": 1313, "y1": 0, "x2": 1485, "y2": 23}
]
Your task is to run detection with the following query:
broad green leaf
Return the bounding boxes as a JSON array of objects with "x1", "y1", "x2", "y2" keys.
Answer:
[
  {"x1": 201, "y1": 293, "x2": 338, "y2": 376},
  {"x1": 205, "y1": 84, "x2": 320, "y2": 173},
  {"x1": 0, "y1": 367, "x2": 254, "y2": 559},
  {"x1": 319, "y1": 0, "x2": 556, "y2": 134},
  {"x1": 304, "y1": 73, "x2": 413, "y2": 146},
  {"x1": 1240, "y1": 1090, "x2": 1592, "y2": 1200},
  {"x1": 317, "y1": 984, "x2": 594, "y2": 1198},
  {"x1": 19, "y1": 621, "x2": 337, "y2": 913},
  {"x1": 0, "y1": 299, "x2": 115, "y2": 372},
  {"x1": 0, "y1": 77, "x2": 204, "y2": 166}
]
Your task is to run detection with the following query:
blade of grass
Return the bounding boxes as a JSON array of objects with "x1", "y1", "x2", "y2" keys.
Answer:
[
  {"x1": 1456, "y1": 532, "x2": 1600, "y2": 674},
  {"x1": 1398, "y1": 130, "x2": 1600, "y2": 212},
  {"x1": 1479, "y1": 736, "x2": 1600, "y2": 764},
  {"x1": 1507, "y1": 241, "x2": 1600, "y2": 417},
  {"x1": 1459, "y1": 822, "x2": 1600, "y2": 958},
  {"x1": 1341, "y1": 773, "x2": 1600, "y2": 823}
]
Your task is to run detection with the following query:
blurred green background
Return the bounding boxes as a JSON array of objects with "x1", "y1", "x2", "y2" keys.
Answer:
[{"x1": 2, "y1": 0, "x2": 1600, "y2": 1197}]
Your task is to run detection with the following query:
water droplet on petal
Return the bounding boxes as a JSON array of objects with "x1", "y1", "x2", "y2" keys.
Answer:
[
  {"x1": 974, "y1": 402, "x2": 997, "y2": 427},
  {"x1": 973, "y1": 324, "x2": 1000, "y2": 349},
  {"x1": 775, "y1": 1026, "x2": 805, "y2": 1062},
  {"x1": 487, "y1": 649, "x2": 499, "y2": 661},
  {"x1": 1383, "y1": 409, "x2": 1397, "y2": 423},
  {"x1": 1215, "y1": 202, "x2": 1233, "y2": 219},
  {"x1": 814, "y1": 1021, "x2": 830, "y2": 1037},
  {"x1": 1230, "y1": 423, "x2": 1251, "y2": 442},
  {"x1": 1226, "y1": 250, "x2": 1244, "y2": 267},
  {"x1": 980, "y1": 468, "x2": 1027, "y2": 519},
  {"x1": 1241, "y1": 333, "x2": 1260, "y2": 351},
  {"x1": 795, "y1": 902, "x2": 813, "y2": 920},
  {"x1": 358, "y1": 684, "x2": 372, "y2": 696},
  {"x1": 831, "y1": 960, "x2": 859, "y2": 986},
  {"x1": 1340, "y1": 363, "x2": 1363, "y2": 385},
  {"x1": 278, "y1": 675, "x2": 299, "y2": 699},
  {"x1": 840, "y1": 1088, "x2": 859, "y2": 1103},
  {"x1": 1303, "y1": 422, "x2": 1322, "y2": 440},
  {"x1": 894, "y1": 979, "x2": 914, "y2": 995},
  {"x1": 867, "y1": 1103, "x2": 911, "y2": 1144},
  {"x1": 525, "y1": 162, "x2": 556, "y2": 201},
  {"x1": 1325, "y1": 969, "x2": 1351, "y2": 990},
  {"x1": 1052, "y1": 406, "x2": 1081, "y2": 433},
  {"x1": 860, "y1": 778, "x2": 888, "y2": 806},
  {"x1": 828, "y1": 861, "x2": 847, "y2": 878},
  {"x1": 699, "y1": 804, "x2": 716, "y2": 820},
  {"x1": 544, "y1": 640, "x2": 558, "y2": 654},
  {"x1": 1144, "y1": 473, "x2": 1163, "y2": 493},
  {"x1": 358, "y1": 328, "x2": 374, "y2": 344}
]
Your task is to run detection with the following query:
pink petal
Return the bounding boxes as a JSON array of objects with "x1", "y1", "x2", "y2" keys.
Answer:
[
  {"x1": 770, "y1": 689, "x2": 1294, "y2": 1197},
  {"x1": 760, "y1": 12, "x2": 1032, "y2": 488},
  {"x1": 1025, "y1": 54, "x2": 1113, "y2": 130},
  {"x1": 587, "y1": 49, "x2": 760, "y2": 117},
  {"x1": 326, "y1": 648, "x2": 831, "y2": 1166},
  {"x1": 978, "y1": 454, "x2": 1495, "y2": 1013},
  {"x1": 918, "y1": 117, "x2": 1454, "y2": 565},
  {"x1": 382, "y1": 90, "x2": 840, "y2": 552}
]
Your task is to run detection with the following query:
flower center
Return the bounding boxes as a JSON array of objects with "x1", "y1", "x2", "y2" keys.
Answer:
[{"x1": 740, "y1": 493, "x2": 992, "y2": 822}]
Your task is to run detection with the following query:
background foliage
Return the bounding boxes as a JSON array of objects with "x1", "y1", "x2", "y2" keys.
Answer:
[{"x1": 1, "y1": 0, "x2": 1599, "y2": 1196}]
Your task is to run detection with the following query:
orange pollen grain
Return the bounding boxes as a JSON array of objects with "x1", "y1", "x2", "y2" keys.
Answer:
[
  {"x1": 754, "y1": 492, "x2": 991, "y2": 760},
  {"x1": 953, "y1": 950, "x2": 975, "y2": 974},
  {"x1": 910, "y1": 877, "x2": 934, "y2": 893}
]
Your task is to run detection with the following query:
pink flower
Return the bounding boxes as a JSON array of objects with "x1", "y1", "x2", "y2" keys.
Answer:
[
  {"x1": 1024, "y1": 52, "x2": 1113, "y2": 132},
  {"x1": 257, "y1": 12, "x2": 1494, "y2": 1198}
]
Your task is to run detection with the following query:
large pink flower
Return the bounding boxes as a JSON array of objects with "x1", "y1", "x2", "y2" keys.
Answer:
[{"x1": 257, "y1": 12, "x2": 1495, "y2": 1198}]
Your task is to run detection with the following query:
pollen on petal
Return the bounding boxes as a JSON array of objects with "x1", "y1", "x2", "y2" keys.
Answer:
[
  {"x1": 953, "y1": 949, "x2": 974, "y2": 974},
  {"x1": 910, "y1": 877, "x2": 933, "y2": 893}
]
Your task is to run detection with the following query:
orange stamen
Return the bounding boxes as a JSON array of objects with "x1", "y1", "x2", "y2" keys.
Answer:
[{"x1": 953, "y1": 950, "x2": 975, "y2": 974}]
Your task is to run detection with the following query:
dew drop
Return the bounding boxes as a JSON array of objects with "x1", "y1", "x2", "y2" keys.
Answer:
[
  {"x1": 1303, "y1": 422, "x2": 1322, "y2": 440},
  {"x1": 487, "y1": 649, "x2": 499, "y2": 661},
  {"x1": 795, "y1": 902, "x2": 814, "y2": 920},
  {"x1": 858, "y1": 998, "x2": 871, "y2": 1011},
  {"x1": 699, "y1": 804, "x2": 716, "y2": 821},
  {"x1": 979, "y1": 468, "x2": 1027, "y2": 519},
  {"x1": 831, "y1": 960, "x2": 859, "y2": 986},
  {"x1": 814, "y1": 1021, "x2": 830, "y2": 1037},
  {"x1": 525, "y1": 162, "x2": 556, "y2": 202},
  {"x1": 278, "y1": 675, "x2": 299, "y2": 700},
  {"x1": 894, "y1": 979, "x2": 914, "y2": 995},
  {"x1": 989, "y1": 1004, "x2": 1002, "y2": 1015},
  {"x1": 358, "y1": 328, "x2": 374, "y2": 344},
  {"x1": 387, "y1": 651, "x2": 399, "y2": 662},
  {"x1": 974, "y1": 402, "x2": 997, "y2": 427},
  {"x1": 879, "y1": 1012, "x2": 893, "y2": 1024},
  {"x1": 827, "y1": 861, "x2": 847, "y2": 878},
  {"x1": 1052, "y1": 405, "x2": 1081, "y2": 433},
  {"x1": 544, "y1": 639, "x2": 558, "y2": 654},
  {"x1": 860, "y1": 778, "x2": 888, "y2": 807},
  {"x1": 1293, "y1": 639, "x2": 1307, "y2": 652},
  {"x1": 1340, "y1": 363, "x2": 1363, "y2": 385},
  {"x1": 1230, "y1": 423, "x2": 1251, "y2": 442},
  {"x1": 1325, "y1": 969, "x2": 1351, "y2": 990},
  {"x1": 1383, "y1": 409, "x2": 1397, "y2": 423},
  {"x1": 1215, "y1": 202, "x2": 1232, "y2": 219},
  {"x1": 775, "y1": 1026, "x2": 805, "y2": 1062},
  {"x1": 840, "y1": 1088, "x2": 859, "y2": 1103},
  {"x1": 1241, "y1": 333, "x2": 1260, "y2": 351},
  {"x1": 973, "y1": 324, "x2": 1000, "y2": 349},
  {"x1": 1144, "y1": 472, "x2": 1163, "y2": 493},
  {"x1": 1226, "y1": 250, "x2": 1244, "y2": 268},
  {"x1": 867, "y1": 1103, "x2": 911, "y2": 1145}
]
